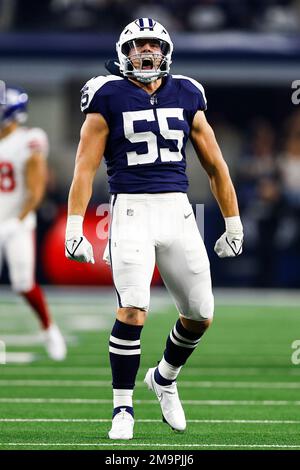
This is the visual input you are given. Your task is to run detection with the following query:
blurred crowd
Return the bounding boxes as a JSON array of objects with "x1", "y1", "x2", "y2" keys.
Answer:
[
  {"x1": 234, "y1": 110, "x2": 300, "y2": 287},
  {"x1": 1, "y1": 0, "x2": 300, "y2": 33}
]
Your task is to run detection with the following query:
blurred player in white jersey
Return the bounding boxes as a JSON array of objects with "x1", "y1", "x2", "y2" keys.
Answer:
[{"x1": 0, "y1": 86, "x2": 66, "y2": 361}]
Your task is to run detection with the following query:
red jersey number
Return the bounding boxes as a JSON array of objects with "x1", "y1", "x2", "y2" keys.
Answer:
[{"x1": 0, "y1": 162, "x2": 16, "y2": 192}]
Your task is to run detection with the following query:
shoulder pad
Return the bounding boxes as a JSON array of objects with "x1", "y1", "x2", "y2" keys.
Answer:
[
  {"x1": 80, "y1": 75, "x2": 124, "y2": 112},
  {"x1": 172, "y1": 75, "x2": 207, "y2": 108}
]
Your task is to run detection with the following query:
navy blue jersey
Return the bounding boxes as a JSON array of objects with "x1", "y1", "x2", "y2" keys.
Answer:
[{"x1": 81, "y1": 74, "x2": 207, "y2": 194}]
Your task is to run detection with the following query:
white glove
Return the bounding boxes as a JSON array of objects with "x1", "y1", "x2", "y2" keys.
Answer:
[
  {"x1": 65, "y1": 215, "x2": 95, "y2": 264},
  {"x1": 0, "y1": 218, "x2": 22, "y2": 243},
  {"x1": 214, "y1": 216, "x2": 244, "y2": 258}
]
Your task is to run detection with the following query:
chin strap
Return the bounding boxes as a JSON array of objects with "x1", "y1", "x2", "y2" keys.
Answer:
[
  {"x1": 135, "y1": 75, "x2": 160, "y2": 84},
  {"x1": 105, "y1": 59, "x2": 123, "y2": 77}
]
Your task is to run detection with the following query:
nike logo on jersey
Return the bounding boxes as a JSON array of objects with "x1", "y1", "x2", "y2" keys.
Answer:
[{"x1": 184, "y1": 212, "x2": 192, "y2": 219}]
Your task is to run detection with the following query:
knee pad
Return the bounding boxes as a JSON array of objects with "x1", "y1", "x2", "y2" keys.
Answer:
[
  {"x1": 188, "y1": 286, "x2": 214, "y2": 321},
  {"x1": 120, "y1": 286, "x2": 150, "y2": 311},
  {"x1": 199, "y1": 293, "x2": 214, "y2": 321}
]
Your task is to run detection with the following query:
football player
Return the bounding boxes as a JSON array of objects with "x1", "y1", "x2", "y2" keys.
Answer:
[
  {"x1": 65, "y1": 18, "x2": 243, "y2": 439},
  {"x1": 0, "y1": 86, "x2": 66, "y2": 361}
]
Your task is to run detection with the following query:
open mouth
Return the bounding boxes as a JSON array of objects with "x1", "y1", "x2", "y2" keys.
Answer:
[{"x1": 142, "y1": 58, "x2": 154, "y2": 70}]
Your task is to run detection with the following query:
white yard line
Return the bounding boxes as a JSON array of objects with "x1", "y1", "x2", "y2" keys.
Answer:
[
  {"x1": 0, "y1": 398, "x2": 300, "y2": 406},
  {"x1": 0, "y1": 418, "x2": 299, "y2": 424},
  {"x1": 1, "y1": 353, "x2": 37, "y2": 364},
  {"x1": 0, "y1": 367, "x2": 111, "y2": 375},
  {"x1": 0, "y1": 379, "x2": 300, "y2": 389},
  {"x1": 1, "y1": 442, "x2": 300, "y2": 449},
  {"x1": 0, "y1": 380, "x2": 111, "y2": 387},
  {"x1": 1, "y1": 366, "x2": 299, "y2": 377}
]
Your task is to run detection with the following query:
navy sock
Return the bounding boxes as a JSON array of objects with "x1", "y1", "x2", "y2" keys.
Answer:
[
  {"x1": 112, "y1": 406, "x2": 134, "y2": 418},
  {"x1": 109, "y1": 319, "x2": 143, "y2": 415},
  {"x1": 155, "y1": 319, "x2": 203, "y2": 386},
  {"x1": 154, "y1": 367, "x2": 173, "y2": 386},
  {"x1": 164, "y1": 319, "x2": 203, "y2": 367}
]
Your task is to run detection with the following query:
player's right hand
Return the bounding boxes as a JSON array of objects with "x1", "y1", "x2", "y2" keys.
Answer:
[{"x1": 65, "y1": 236, "x2": 95, "y2": 264}]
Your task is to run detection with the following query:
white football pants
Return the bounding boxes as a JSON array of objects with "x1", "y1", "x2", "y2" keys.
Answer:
[
  {"x1": 107, "y1": 193, "x2": 214, "y2": 321},
  {"x1": 0, "y1": 228, "x2": 35, "y2": 292}
]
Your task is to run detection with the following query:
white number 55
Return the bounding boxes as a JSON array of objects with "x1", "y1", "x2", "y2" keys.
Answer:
[{"x1": 123, "y1": 108, "x2": 184, "y2": 166}]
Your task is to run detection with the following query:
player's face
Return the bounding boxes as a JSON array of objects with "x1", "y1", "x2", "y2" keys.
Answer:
[{"x1": 128, "y1": 39, "x2": 163, "y2": 71}]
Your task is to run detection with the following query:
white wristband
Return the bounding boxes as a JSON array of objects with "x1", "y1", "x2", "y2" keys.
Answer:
[
  {"x1": 225, "y1": 216, "x2": 243, "y2": 234},
  {"x1": 66, "y1": 215, "x2": 83, "y2": 239}
]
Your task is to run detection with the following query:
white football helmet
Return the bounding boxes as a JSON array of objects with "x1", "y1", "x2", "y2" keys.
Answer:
[{"x1": 116, "y1": 18, "x2": 173, "y2": 83}]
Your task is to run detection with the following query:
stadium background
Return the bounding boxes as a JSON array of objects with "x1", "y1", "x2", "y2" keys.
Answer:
[
  {"x1": 0, "y1": 0, "x2": 300, "y2": 451},
  {"x1": 1, "y1": 0, "x2": 300, "y2": 288}
]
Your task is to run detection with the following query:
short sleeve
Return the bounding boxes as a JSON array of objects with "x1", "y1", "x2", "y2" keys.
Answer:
[
  {"x1": 173, "y1": 75, "x2": 207, "y2": 113},
  {"x1": 80, "y1": 75, "x2": 123, "y2": 124},
  {"x1": 26, "y1": 128, "x2": 49, "y2": 158},
  {"x1": 197, "y1": 84, "x2": 207, "y2": 111},
  {"x1": 187, "y1": 77, "x2": 207, "y2": 111}
]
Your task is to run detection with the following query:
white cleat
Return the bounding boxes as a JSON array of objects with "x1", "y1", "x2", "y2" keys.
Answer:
[
  {"x1": 144, "y1": 367, "x2": 186, "y2": 432},
  {"x1": 108, "y1": 409, "x2": 134, "y2": 440},
  {"x1": 43, "y1": 324, "x2": 67, "y2": 361}
]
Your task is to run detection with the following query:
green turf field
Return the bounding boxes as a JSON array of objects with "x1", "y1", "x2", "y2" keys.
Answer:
[{"x1": 0, "y1": 287, "x2": 300, "y2": 450}]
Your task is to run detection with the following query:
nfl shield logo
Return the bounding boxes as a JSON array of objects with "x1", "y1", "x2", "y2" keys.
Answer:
[{"x1": 150, "y1": 94, "x2": 158, "y2": 105}]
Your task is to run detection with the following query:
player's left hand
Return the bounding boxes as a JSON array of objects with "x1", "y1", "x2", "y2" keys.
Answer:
[
  {"x1": 102, "y1": 242, "x2": 111, "y2": 266},
  {"x1": 0, "y1": 217, "x2": 22, "y2": 243},
  {"x1": 214, "y1": 216, "x2": 243, "y2": 258}
]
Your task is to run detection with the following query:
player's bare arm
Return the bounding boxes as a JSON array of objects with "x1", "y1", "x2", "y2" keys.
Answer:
[
  {"x1": 19, "y1": 151, "x2": 47, "y2": 221},
  {"x1": 191, "y1": 110, "x2": 239, "y2": 216},
  {"x1": 68, "y1": 112, "x2": 108, "y2": 216},
  {"x1": 65, "y1": 113, "x2": 109, "y2": 264},
  {"x1": 191, "y1": 110, "x2": 244, "y2": 257}
]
